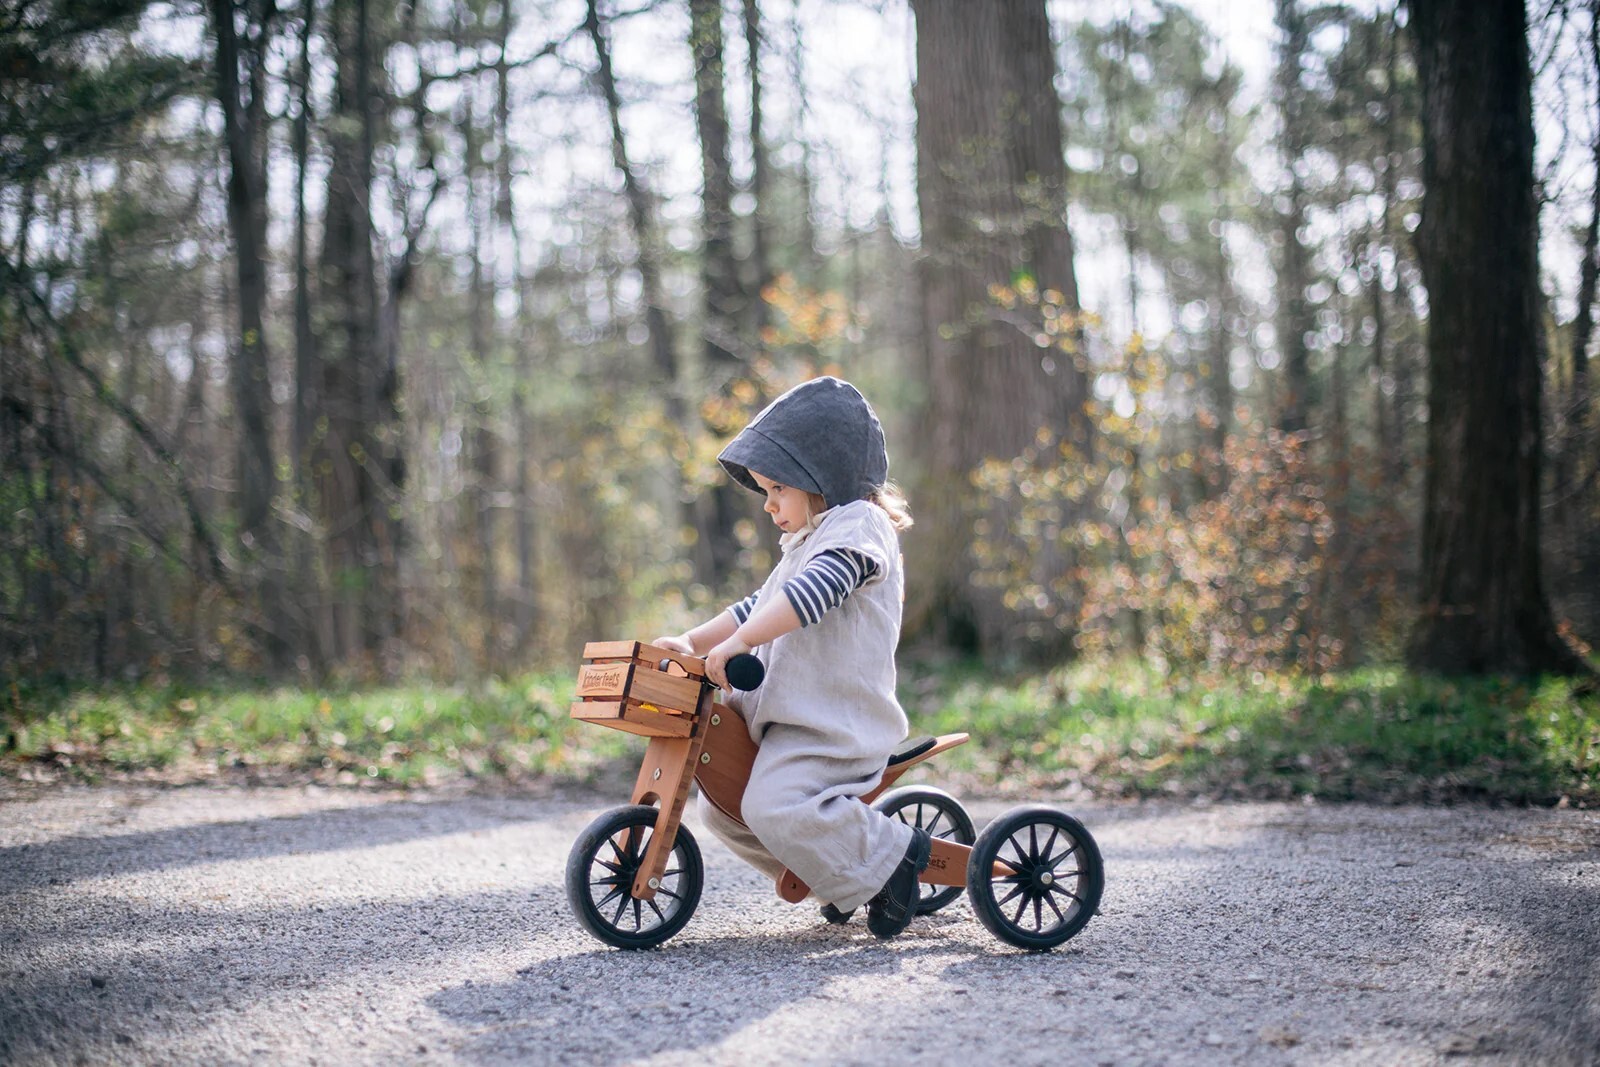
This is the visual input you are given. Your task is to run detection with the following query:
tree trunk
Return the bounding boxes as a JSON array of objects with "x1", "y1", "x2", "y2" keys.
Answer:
[
  {"x1": 290, "y1": 0, "x2": 325, "y2": 672},
  {"x1": 909, "y1": 0, "x2": 1091, "y2": 658},
  {"x1": 213, "y1": 0, "x2": 288, "y2": 669},
  {"x1": 586, "y1": 0, "x2": 678, "y2": 397},
  {"x1": 742, "y1": 0, "x2": 771, "y2": 345},
  {"x1": 689, "y1": 0, "x2": 745, "y2": 585},
  {"x1": 318, "y1": 0, "x2": 402, "y2": 671},
  {"x1": 464, "y1": 76, "x2": 499, "y2": 667},
  {"x1": 1274, "y1": 0, "x2": 1314, "y2": 437},
  {"x1": 1405, "y1": 0, "x2": 1587, "y2": 674},
  {"x1": 496, "y1": 0, "x2": 538, "y2": 662}
]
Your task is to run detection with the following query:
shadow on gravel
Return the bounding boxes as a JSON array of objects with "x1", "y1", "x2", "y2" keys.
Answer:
[
  {"x1": 1468, "y1": 826, "x2": 1600, "y2": 1061},
  {"x1": 0, "y1": 796, "x2": 544, "y2": 893},
  {"x1": 429, "y1": 936, "x2": 953, "y2": 1065},
  {"x1": 0, "y1": 882, "x2": 566, "y2": 1064},
  {"x1": 1255, "y1": 807, "x2": 1600, "y2": 1064}
]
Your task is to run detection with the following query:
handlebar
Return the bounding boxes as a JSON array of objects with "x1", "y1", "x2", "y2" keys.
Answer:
[
  {"x1": 657, "y1": 652, "x2": 765, "y2": 691},
  {"x1": 724, "y1": 653, "x2": 765, "y2": 691}
]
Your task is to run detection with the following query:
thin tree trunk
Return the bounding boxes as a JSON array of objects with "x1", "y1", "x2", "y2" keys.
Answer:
[
  {"x1": 585, "y1": 0, "x2": 678, "y2": 399},
  {"x1": 496, "y1": 0, "x2": 538, "y2": 661},
  {"x1": 1275, "y1": 0, "x2": 1314, "y2": 436},
  {"x1": 292, "y1": 0, "x2": 316, "y2": 477},
  {"x1": 464, "y1": 77, "x2": 499, "y2": 667},
  {"x1": 690, "y1": 0, "x2": 743, "y2": 585},
  {"x1": 1373, "y1": 5, "x2": 1404, "y2": 487},
  {"x1": 290, "y1": 0, "x2": 324, "y2": 673},
  {"x1": 742, "y1": 0, "x2": 771, "y2": 345},
  {"x1": 318, "y1": 0, "x2": 400, "y2": 670},
  {"x1": 1558, "y1": 1, "x2": 1599, "y2": 509},
  {"x1": 1206, "y1": 81, "x2": 1238, "y2": 484},
  {"x1": 213, "y1": 0, "x2": 286, "y2": 668}
]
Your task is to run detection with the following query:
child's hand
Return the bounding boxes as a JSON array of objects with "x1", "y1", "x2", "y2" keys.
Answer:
[
  {"x1": 652, "y1": 634, "x2": 695, "y2": 655},
  {"x1": 705, "y1": 635, "x2": 752, "y2": 690}
]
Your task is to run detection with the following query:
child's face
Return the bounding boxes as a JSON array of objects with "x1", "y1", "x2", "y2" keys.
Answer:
[{"x1": 751, "y1": 471, "x2": 819, "y2": 533}]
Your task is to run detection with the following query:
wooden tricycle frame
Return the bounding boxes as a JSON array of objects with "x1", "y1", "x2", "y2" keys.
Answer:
[{"x1": 567, "y1": 639, "x2": 1105, "y2": 950}]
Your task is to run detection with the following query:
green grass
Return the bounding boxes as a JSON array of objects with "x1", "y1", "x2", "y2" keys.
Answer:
[
  {"x1": 903, "y1": 659, "x2": 1599, "y2": 806},
  {"x1": 1, "y1": 673, "x2": 633, "y2": 787},
  {"x1": 4, "y1": 663, "x2": 1596, "y2": 805}
]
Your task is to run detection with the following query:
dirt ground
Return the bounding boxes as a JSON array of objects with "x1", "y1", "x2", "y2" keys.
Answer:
[{"x1": 2, "y1": 781, "x2": 1597, "y2": 1065}]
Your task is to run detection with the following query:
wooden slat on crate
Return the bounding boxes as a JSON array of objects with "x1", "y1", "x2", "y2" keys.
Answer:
[
  {"x1": 637, "y1": 644, "x2": 707, "y2": 678},
  {"x1": 575, "y1": 661, "x2": 635, "y2": 699},
  {"x1": 582, "y1": 640, "x2": 641, "y2": 662},
  {"x1": 569, "y1": 701, "x2": 693, "y2": 738},
  {"x1": 625, "y1": 669, "x2": 703, "y2": 714}
]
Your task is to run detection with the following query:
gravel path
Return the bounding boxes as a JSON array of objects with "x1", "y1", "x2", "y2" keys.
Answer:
[{"x1": 1, "y1": 781, "x2": 1597, "y2": 1066}]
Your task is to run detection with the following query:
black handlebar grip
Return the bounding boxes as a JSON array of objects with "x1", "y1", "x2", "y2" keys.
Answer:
[{"x1": 724, "y1": 653, "x2": 765, "y2": 691}]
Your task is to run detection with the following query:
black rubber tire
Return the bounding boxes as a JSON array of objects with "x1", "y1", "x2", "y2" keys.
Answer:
[
  {"x1": 967, "y1": 804, "x2": 1103, "y2": 951},
  {"x1": 872, "y1": 785, "x2": 976, "y2": 914},
  {"x1": 565, "y1": 805, "x2": 703, "y2": 950}
]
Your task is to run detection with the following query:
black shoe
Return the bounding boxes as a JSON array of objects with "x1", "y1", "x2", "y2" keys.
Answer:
[
  {"x1": 819, "y1": 902, "x2": 854, "y2": 925},
  {"x1": 866, "y1": 827, "x2": 932, "y2": 940}
]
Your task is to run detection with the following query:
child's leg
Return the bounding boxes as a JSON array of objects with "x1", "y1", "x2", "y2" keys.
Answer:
[
  {"x1": 741, "y1": 727, "x2": 913, "y2": 913},
  {"x1": 693, "y1": 790, "x2": 788, "y2": 885}
]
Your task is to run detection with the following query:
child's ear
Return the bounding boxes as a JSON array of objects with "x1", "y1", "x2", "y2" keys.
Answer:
[{"x1": 808, "y1": 492, "x2": 827, "y2": 515}]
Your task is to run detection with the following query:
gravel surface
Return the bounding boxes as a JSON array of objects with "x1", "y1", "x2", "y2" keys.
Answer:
[{"x1": 1, "y1": 781, "x2": 1597, "y2": 1066}]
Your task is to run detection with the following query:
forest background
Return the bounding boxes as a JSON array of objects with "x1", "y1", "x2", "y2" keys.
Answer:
[{"x1": 3, "y1": 0, "x2": 1598, "y2": 803}]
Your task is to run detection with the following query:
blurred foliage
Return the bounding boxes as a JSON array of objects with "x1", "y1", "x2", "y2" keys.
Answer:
[
  {"x1": 0, "y1": 0, "x2": 1592, "y2": 702},
  {"x1": 973, "y1": 299, "x2": 1350, "y2": 673}
]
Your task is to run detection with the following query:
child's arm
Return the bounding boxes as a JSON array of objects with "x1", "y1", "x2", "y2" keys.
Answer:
[
  {"x1": 705, "y1": 596, "x2": 802, "y2": 689},
  {"x1": 652, "y1": 610, "x2": 740, "y2": 657}
]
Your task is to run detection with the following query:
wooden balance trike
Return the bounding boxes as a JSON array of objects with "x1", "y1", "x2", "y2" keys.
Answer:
[{"x1": 564, "y1": 640, "x2": 1104, "y2": 951}]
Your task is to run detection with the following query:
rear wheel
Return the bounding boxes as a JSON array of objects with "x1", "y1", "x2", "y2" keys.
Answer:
[
  {"x1": 565, "y1": 805, "x2": 702, "y2": 949},
  {"x1": 872, "y1": 785, "x2": 975, "y2": 914},
  {"x1": 967, "y1": 805, "x2": 1103, "y2": 950}
]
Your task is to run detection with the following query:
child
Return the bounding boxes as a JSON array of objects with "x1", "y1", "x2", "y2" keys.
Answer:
[{"x1": 654, "y1": 376, "x2": 931, "y2": 939}]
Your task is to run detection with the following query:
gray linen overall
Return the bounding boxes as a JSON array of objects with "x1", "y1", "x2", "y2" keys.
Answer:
[{"x1": 695, "y1": 500, "x2": 914, "y2": 912}]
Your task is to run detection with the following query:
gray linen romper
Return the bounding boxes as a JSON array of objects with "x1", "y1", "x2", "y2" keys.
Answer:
[{"x1": 695, "y1": 499, "x2": 915, "y2": 912}]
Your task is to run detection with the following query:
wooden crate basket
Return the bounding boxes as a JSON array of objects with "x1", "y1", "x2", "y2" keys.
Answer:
[{"x1": 570, "y1": 641, "x2": 708, "y2": 738}]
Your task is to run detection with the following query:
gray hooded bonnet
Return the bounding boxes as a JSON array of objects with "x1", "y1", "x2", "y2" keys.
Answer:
[{"x1": 717, "y1": 377, "x2": 889, "y2": 509}]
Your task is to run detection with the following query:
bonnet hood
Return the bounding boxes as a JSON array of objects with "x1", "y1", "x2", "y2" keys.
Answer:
[{"x1": 717, "y1": 377, "x2": 889, "y2": 509}]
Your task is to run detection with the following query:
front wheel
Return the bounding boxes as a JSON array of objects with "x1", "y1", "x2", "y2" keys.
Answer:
[
  {"x1": 967, "y1": 805, "x2": 1103, "y2": 951},
  {"x1": 565, "y1": 805, "x2": 703, "y2": 949},
  {"x1": 872, "y1": 785, "x2": 975, "y2": 914}
]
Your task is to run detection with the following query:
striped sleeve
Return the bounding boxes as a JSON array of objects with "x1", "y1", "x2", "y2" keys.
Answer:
[
  {"x1": 781, "y1": 548, "x2": 879, "y2": 627},
  {"x1": 727, "y1": 590, "x2": 761, "y2": 625}
]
